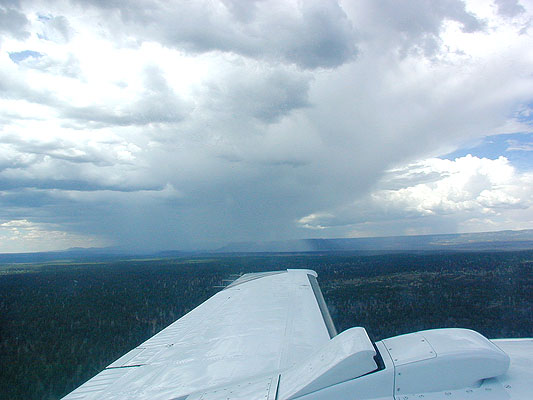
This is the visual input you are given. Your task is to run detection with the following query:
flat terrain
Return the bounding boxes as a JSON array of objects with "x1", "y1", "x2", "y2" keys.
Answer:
[{"x1": 1, "y1": 251, "x2": 532, "y2": 399}]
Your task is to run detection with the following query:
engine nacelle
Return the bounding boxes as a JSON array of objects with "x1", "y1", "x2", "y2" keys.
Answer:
[{"x1": 382, "y1": 328, "x2": 510, "y2": 396}]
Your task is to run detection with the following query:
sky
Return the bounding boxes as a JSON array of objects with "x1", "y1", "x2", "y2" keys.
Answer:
[{"x1": 1, "y1": 0, "x2": 533, "y2": 253}]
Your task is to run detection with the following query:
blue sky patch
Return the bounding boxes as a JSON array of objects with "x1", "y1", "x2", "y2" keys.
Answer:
[
  {"x1": 442, "y1": 132, "x2": 533, "y2": 171},
  {"x1": 9, "y1": 50, "x2": 43, "y2": 64}
]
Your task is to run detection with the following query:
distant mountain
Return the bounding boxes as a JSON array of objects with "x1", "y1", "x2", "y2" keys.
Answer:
[
  {"x1": 216, "y1": 229, "x2": 533, "y2": 253},
  {"x1": 0, "y1": 246, "x2": 135, "y2": 264},
  {"x1": 0, "y1": 246, "x2": 201, "y2": 264}
]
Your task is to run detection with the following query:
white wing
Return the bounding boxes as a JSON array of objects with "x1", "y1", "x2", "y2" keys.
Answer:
[{"x1": 62, "y1": 269, "x2": 533, "y2": 400}]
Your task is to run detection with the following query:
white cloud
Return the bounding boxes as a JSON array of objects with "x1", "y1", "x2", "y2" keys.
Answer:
[
  {"x1": 376, "y1": 156, "x2": 527, "y2": 213},
  {"x1": 297, "y1": 213, "x2": 333, "y2": 230},
  {"x1": 298, "y1": 155, "x2": 533, "y2": 236},
  {"x1": 37, "y1": 14, "x2": 73, "y2": 44},
  {"x1": 0, "y1": 219, "x2": 107, "y2": 253},
  {"x1": 506, "y1": 139, "x2": 533, "y2": 151}
]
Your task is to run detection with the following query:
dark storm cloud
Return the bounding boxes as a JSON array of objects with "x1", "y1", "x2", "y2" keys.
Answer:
[
  {"x1": 0, "y1": 3, "x2": 30, "y2": 39},
  {"x1": 0, "y1": 183, "x2": 188, "y2": 251},
  {"x1": 204, "y1": 67, "x2": 310, "y2": 124},
  {"x1": 0, "y1": 189, "x2": 50, "y2": 210},
  {"x1": 278, "y1": 0, "x2": 358, "y2": 69},
  {"x1": 71, "y1": 0, "x2": 358, "y2": 69},
  {"x1": 0, "y1": 179, "x2": 144, "y2": 192}
]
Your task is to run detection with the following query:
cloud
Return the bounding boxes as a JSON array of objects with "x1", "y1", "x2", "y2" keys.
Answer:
[
  {"x1": 343, "y1": 0, "x2": 485, "y2": 57},
  {"x1": 376, "y1": 156, "x2": 527, "y2": 214},
  {"x1": 71, "y1": 0, "x2": 358, "y2": 69},
  {"x1": 0, "y1": 63, "x2": 187, "y2": 127},
  {"x1": 494, "y1": 0, "x2": 526, "y2": 18},
  {"x1": 1, "y1": 133, "x2": 137, "y2": 166},
  {"x1": 0, "y1": 0, "x2": 532, "y2": 251},
  {"x1": 201, "y1": 63, "x2": 311, "y2": 124},
  {"x1": 17, "y1": 52, "x2": 82, "y2": 78},
  {"x1": 0, "y1": 67, "x2": 56, "y2": 105},
  {"x1": 298, "y1": 155, "x2": 533, "y2": 236},
  {"x1": 506, "y1": 139, "x2": 533, "y2": 151},
  {"x1": 0, "y1": 4, "x2": 30, "y2": 40},
  {"x1": 0, "y1": 119, "x2": 151, "y2": 194},
  {"x1": 37, "y1": 14, "x2": 73, "y2": 43},
  {"x1": 0, "y1": 219, "x2": 106, "y2": 253}
]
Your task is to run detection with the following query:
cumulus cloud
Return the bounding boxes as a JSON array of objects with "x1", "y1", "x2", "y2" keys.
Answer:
[
  {"x1": 0, "y1": 219, "x2": 106, "y2": 253},
  {"x1": 376, "y1": 156, "x2": 528, "y2": 214},
  {"x1": 298, "y1": 155, "x2": 533, "y2": 236}
]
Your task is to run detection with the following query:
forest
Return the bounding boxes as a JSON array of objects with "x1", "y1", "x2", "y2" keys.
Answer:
[{"x1": 1, "y1": 250, "x2": 532, "y2": 399}]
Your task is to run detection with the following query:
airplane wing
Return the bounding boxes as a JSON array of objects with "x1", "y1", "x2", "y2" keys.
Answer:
[{"x1": 62, "y1": 269, "x2": 533, "y2": 400}]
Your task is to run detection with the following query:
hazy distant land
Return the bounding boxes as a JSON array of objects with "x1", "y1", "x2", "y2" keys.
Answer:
[
  {"x1": 1, "y1": 229, "x2": 533, "y2": 265},
  {"x1": 216, "y1": 229, "x2": 533, "y2": 253}
]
